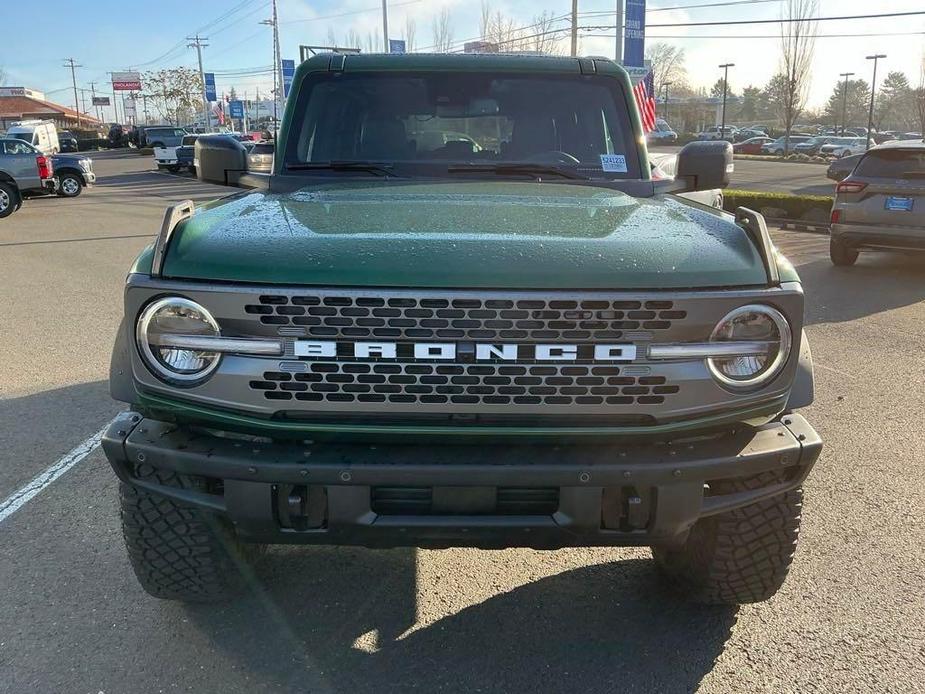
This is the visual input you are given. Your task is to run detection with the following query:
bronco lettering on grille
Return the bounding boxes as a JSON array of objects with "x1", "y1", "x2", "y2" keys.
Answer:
[{"x1": 293, "y1": 341, "x2": 638, "y2": 362}]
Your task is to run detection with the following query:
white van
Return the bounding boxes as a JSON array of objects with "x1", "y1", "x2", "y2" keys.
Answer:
[{"x1": 6, "y1": 120, "x2": 60, "y2": 155}]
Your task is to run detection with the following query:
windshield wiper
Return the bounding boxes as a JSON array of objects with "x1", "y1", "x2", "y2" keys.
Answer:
[
  {"x1": 446, "y1": 163, "x2": 586, "y2": 180},
  {"x1": 286, "y1": 161, "x2": 395, "y2": 176}
]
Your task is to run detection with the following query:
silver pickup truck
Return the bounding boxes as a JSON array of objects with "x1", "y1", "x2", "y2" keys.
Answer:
[{"x1": 0, "y1": 137, "x2": 57, "y2": 218}]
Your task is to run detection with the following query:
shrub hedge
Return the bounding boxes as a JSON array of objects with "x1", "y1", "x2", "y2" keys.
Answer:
[{"x1": 722, "y1": 189, "x2": 834, "y2": 221}]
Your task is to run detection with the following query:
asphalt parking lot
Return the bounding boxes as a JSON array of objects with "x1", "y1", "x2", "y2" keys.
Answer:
[{"x1": 1, "y1": 150, "x2": 923, "y2": 693}]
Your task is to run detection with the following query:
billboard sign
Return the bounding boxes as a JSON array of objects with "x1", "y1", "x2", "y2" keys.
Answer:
[
  {"x1": 624, "y1": 0, "x2": 646, "y2": 67},
  {"x1": 204, "y1": 73, "x2": 217, "y2": 102},
  {"x1": 281, "y1": 59, "x2": 295, "y2": 98},
  {"x1": 229, "y1": 100, "x2": 244, "y2": 119},
  {"x1": 388, "y1": 39, "x2": 406, "y2": 54},
  {"x1": 92, "y1": 96, "x2": 111, "y2": 106},
  {"x1": 111, "y1": 70, "x2": 142, "y2": 91}
]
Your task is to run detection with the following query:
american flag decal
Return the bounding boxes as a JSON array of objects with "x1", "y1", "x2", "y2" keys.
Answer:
[{"x1": 633, "y1": 70, "x2": 657, "y2": 134}]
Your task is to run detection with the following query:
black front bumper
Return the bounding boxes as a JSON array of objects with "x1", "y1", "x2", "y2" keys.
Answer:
[{"x1": 103, "y1": 413, "x2": 821, "y2": 549}]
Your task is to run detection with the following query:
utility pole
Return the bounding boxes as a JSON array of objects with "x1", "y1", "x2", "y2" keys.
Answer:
[
  {"x1": 64, "y1": 58, "x2": 82, "y2": 127},
  {"x1": 839, "y1": 71, "x2": 854, "y2": 135},
  {"x1": 662, "y1": 81, "x2": 673, "y2": 122},
  {"x1": 615, "y1": 0, "x2": 624, "y2": 62},
  {"x1": 89, "y1": 81, "x2": 99, "y2": 122},
  {"x1": 719, "y1": 63, "x2": 734, "y2": 139},
  {"x1": 570, "y1": 0, "x2": 579, "y2": 57},
  {"x1": 261, "y1": 0, "x2": 283, "y2": 139},
  {"x1": 865, "y1": 54, "x2": 885, "y2": 150},
  {"x1": 382, "y1": 0, "x2": 389, "y2": 51},
  {"x1": 188, "y1": 35, "x2": 211, "y2": 131}
]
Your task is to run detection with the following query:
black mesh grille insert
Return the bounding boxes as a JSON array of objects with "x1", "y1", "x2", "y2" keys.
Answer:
[
  {"x1": 243, "y1": 294, "x2": 687, "y2": 341},
  {"x1": 371, "y1": 487, "x2": 560, "y2": 515}
]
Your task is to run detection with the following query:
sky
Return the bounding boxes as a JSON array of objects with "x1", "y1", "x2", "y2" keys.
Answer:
[{"x1": 1, "y1": 0, "x2": 923, "y2": 122}]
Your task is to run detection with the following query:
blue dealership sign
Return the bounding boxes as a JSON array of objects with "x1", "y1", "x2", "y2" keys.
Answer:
[
  {"x1": 281, "y1": 59, "x2": 295, "y2": 98},
  {"x1": 204, "y1": 73, "x2": 216, "y2": 102},
  {"x1": 624, "y1": 0, "x2": 646, "y2": 67},
  {"x1": 229, "y1": 99, "x2": 244, "y2": 119},
  {"x1": 389, "y1": 39, "x2": 406, "y2": 54}
]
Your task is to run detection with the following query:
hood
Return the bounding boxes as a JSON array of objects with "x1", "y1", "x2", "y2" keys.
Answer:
[{"x1": 160, "y1": 180, "x2": 768, "y2": 289}]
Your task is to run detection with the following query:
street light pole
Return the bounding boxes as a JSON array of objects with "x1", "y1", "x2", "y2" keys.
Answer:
[
  {"x1": 865, "y1": 54, "x2": 885, "y2": 150},
  {"x1": 187, "y1": 35, "x2": 211, "y2": 131},
  {"x1": 719, "y1": 63, "x2": 734, "y2": 140},
  {"x1": 382, "y1": 0, "x2": 389, "y2": 51},
  {"x1": 839, "y1": 71, "x2": 854, "y2": 135},
  {"x1": 571, "y1": 0, "x2": 579, "y2": 57},
  {"x1": 662, "y1": 81, "x2": 672, "y2": 122},
  {"x1": 615, "y1": 0, "x2": 624, "y2": 62}
]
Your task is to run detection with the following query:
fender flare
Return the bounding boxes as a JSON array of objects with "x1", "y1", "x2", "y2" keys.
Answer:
[
  {"x1": 786, "y1": 329, "x2": 815, "y2": 410},
  {"x1": 109, "y1": 317, "x2": 137, "y2": 403}
]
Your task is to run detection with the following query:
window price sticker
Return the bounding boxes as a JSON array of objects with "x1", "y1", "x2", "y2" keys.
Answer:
[{"x1": 600, "y1": 154, "x2": 628, "y2": 173}]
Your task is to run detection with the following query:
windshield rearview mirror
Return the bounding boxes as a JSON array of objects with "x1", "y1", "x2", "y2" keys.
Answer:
[
  {"x1": 675, "y1": 141, "x2": 733, "y2": 192},
  {"x1": 195, "y1": 135, "x2": 248, "y2": 187}
]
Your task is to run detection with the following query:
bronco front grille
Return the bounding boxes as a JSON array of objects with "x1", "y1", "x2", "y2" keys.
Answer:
[
  {"x1": 249, "y1": 363, "x2": 680, "y2": 407},
  {"x1": 244, "y1": 294, "x2": 687, "y2": 342}
]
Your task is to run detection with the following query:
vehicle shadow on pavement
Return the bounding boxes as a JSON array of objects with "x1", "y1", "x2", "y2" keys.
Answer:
[
  {"x1": 796, "y1": 254, "x2": 925, "y2": 326},
  {"x1": 184, "y1": 551, "x2": 737, "y2": 693}
]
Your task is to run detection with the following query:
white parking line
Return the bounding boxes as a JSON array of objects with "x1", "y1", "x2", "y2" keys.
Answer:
[{"x1": 0, "y1": 423, "x2": 111, "y2": 524}]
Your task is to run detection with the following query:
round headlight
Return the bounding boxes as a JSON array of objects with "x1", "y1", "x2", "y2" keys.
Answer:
[
  {"x1": 707, "y1": 305, "x2": 792, "y2": 390},
  {"x1": 136, "y1": 297, "x2": 221, "y2": 384}
]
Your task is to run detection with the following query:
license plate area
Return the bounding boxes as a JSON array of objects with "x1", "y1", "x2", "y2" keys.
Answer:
[{"x1": 885, "y1": 196, "x2": 915, "y2": 211}]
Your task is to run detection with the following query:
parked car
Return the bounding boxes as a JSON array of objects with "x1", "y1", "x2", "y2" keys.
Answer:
[
  {"x1": 793, "y1": 136, "x2": 838, "y2": 156},
  {"x1": 733, "y1": 128, "x2": 766, "y2": 142},
  {"x1": 830, "y1": 141, "x2": 925, "y2": 265},
  {"x1": 826, "y1": 153, "x2": 863, "y2": 181},
  {"x1": 245, "y1": 141, "x2": 274, "y2": 173},
  {"x1": 898, "y1": 132, "x2": 924, "y2": 141},
  {"x1": 697, "y1": 125, "x2": 737, "y2": 141},
  {"x1": 0, "y1": 137, "x2": 56, "y2": 217},
  {"x1": 733, "y1": 136, "x2": 774, "y2": 154},
  {"x1": 819, "y1": 137, "x2": 868, "y2": 158},
  {"x1": 58, "y1": 131, "x2": 79, "y2": 153},
  {"x1": 647, "y1": 119, "x2": 678, "y2": 144},
  {"x1": 49, "y1": 154, "x2": 96, "y2": 197},
  {"x1": 5, "y1": 120, "x2": 60, "y2": 155},
  {"x1": 761, "y1": 135, "x2": 813, "y2": 156},
  {"x1": 148, "y1": 127, "x2": 189, "y2": 172},
  {"x1": 174, "y1": 135, "x2": 199, "y2": 174}
]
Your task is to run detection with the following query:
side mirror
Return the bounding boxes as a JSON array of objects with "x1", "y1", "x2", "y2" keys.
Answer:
[
  {"x1": 195, "y1": 135, "x2": 248, "y2": 187},
  {"x1": 675, "y1": 140, "x2": 733, "y2": 192}
]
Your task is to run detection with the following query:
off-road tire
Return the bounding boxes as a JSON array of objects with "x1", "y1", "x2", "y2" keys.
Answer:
[
  {"x1": 652, "y1": 471, "x2": 803, "y2": 605},
  {"x1": 120, "y1": 465, "x2": 265, "y2": 602},
  {"x1": 830, "y1": 238, "x2": 859, "y2": 266}
]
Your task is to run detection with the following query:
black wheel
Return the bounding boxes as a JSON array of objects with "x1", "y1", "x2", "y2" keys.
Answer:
[
  {"x1": 830, "y1": 237, "x2": 859, "y2": 266},
  {"x1": 774, "y1": 148, "x2": 784, "y2": 156},
  {"x1": 57, "y1": 173, "x2": 83, "y2": 198},
  {"x1": 150, "y1": 142, "x2": 164, "y2": 149},
  {"x1": 652, "y1": 471, "x2": 803, "y2": 604},
  {"x1": 167, "y1": 165, "x2": 180, "y2": 173},
  {"x1": 0, "y1": 182, "x2": 17, "y2": 218},
  {"x1": 120, "y1": 464, "x2": 265, "y2": 602}
]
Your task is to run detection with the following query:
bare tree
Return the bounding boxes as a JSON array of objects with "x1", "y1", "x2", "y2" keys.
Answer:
[
  {"x1": 645, "y1": 43, "x2": 688, "y2": 96},
  {"x1": 528, "y1": 11, "x2": 563, "y2": 55},
  {"x1": 403, "y1": 17, "x2": 417, "y2": 52},
  {"x1": 143, "y1": 68, "x2": 202, "y2": 126},
  {"x1": 0, "y1": 65, "x2": 7, "y2": 85},
  {"x1": 916, "y1": 53, "x2": 925, "y2": 140},
  {"x1": 778, "y1": 0, "x2": 818, "y2": 153},
  {"x1": 344, "y1": 28, "x2": 362, "y2": 51},
  {"x1": 327, "y1": 27, "x2": 338, "y2": 48},
  {"x1": 431, "y1": 7, "x2": 454, "y2": 53}
]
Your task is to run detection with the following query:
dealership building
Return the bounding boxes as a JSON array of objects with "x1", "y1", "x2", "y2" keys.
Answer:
[{"x1": 0, "y1": 87, "x2": 102, "y2": 131}]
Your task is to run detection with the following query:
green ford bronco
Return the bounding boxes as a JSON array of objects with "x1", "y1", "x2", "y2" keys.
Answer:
[{"x1": 104, "y1": 53, "x2": 821, "y2": 605}]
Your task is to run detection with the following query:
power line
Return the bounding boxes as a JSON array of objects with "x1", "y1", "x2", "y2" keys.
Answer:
[
  {"x1": 281, "y1": 0, "x2": 425, "y2": 25},
  {"x1": 643, "y1": 9, "x2": 925, "y2": 28},
  {"x1": 583, "y1": 30, "x2": 925, "y2": 39},
  {"x1": 579, "y1": 0, "x2": 783, "y2": 16}
]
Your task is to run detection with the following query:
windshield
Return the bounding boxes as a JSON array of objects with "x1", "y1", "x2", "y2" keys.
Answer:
[
  {"x1": 8, "y1": 131, "x2": 35, "y2": 145},
  {"x1": 285, "y1": 71, "x2": 641, "y2": 179}
]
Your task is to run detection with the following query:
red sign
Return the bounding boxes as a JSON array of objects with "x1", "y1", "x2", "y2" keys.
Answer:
[{"x1": 111, "y1": 71, "x2": 142, "y2": 91}]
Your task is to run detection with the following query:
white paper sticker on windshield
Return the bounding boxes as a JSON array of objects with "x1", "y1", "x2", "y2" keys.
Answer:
[{"x1": 600, "y1": 154, "x2": 628, "y2": 173}]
